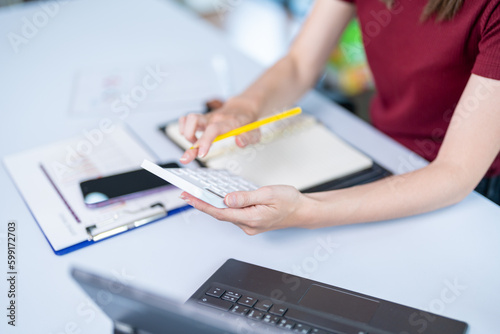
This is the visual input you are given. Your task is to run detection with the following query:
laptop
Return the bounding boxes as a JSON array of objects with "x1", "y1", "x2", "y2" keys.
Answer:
[
  {"x1": 72, "y1": 259, "x2": 468, "y2": 334},
  {"x1": 71, "y1": 266, "x2": 286, "y2": 334}
]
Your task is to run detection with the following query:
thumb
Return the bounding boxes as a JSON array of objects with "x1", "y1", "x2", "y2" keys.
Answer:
[
  {"x1": 225, "y1": 190, "x2": 263, "y2": 208},
  {"x1": 235, "y1": 129, "x2": 261, "y2": 148}
]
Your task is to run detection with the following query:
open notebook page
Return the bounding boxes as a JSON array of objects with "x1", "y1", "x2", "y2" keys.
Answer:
[{"x1": 165, "y1": 115, "x2": 373, "y2": 190}]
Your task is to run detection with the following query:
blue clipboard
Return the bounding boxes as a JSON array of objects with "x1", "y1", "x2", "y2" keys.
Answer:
[
  {"x1": 51, "y1": 205, "x2": 192, "y2": 256},
  {"x1": 3, "y1": 124, "x2": 194, "y2": 256}
]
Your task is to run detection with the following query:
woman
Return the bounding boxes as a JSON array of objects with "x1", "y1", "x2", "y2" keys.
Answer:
[{"x1": 177, "y1": 0, "x2": 500, "y2": 235}]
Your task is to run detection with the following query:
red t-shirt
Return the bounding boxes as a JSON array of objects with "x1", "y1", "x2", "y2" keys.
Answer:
[{"x1": 339, "y1": 0, "x2": 500, "y2": 176}]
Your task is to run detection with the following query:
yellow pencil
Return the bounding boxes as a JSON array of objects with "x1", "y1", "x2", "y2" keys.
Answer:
[{"x1": 190, "y1": 107, "x2": 302, "y2": 149}]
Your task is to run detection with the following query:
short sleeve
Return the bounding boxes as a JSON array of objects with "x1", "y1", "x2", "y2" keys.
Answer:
[{"x1": 472, "y1": 2, "x2": 500, "y2": 80}]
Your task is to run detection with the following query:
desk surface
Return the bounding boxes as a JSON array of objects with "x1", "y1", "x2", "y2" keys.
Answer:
[{"x1": 1, "y1": 0, "x2": 499, "y2": 333}]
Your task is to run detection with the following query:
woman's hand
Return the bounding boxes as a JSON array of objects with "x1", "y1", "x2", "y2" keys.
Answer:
[
  {"x1": 178, "y1": 98, "x2": 262, "y2": 164},
  {"x1": 180, "y1": 185, "x2": 318, "y2": 235}
]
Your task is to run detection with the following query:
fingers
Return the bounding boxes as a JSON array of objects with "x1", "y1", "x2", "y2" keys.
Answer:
[
  {"x1": 178, "y1": 113, "x2": 209, "y2": 164},
  {"x1": 235, "y1": 129, "x2": 261, "y2": 148},
  {"x1": 179, "y1": 113, "x2": 208, "y2": 143},
  {"x1": 177, "y1": 102, "x2": 261, "y2": 163},
  {"x1": 180, "y1": 192, "x2": 221, "y2": 216},
  {"x1": 178, "y1": 115, "x2": 186, "y2": 134},
  {"x1": 224, "y1": 188, "x2": 270, "y2": 208},
  {"x1": 181, "y1": 192, "x2": 249, "y2": 225},
  {"x1": 195, "y1": 122, "x2": 232, "y2": 158},
  {"x1": 179, "y1": 148, "x2": 198, "y2": 164},
  {"x1": 181, "y1": 191, "x2": 274, "y2": 236}
]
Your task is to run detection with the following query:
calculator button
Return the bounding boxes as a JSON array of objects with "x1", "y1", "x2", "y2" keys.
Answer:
[
  {"x1": 188, "y1": 174, "x2": 200, "y2": 180},
  {"x1": 238, "y1": 296, "x2": 257, "y2": 307},
  {"x1": 227, "y1": 178, "x2": 239, "y2": 185},
  {"x1": 228, "y1": 185, "x2": 241, "y2": 192},
  {"x1": 205, "y1": 286, "x2": 224, "y2": 298},
  {"x1": 200, "y1": 180, "x2": 211, "y2": 187},
  {"x1": 198, "y1": 296, "x2": 232, "y2": 311},
  {"x1": 254, "y1": 300, "x2": 273, "y2": 312},
  {"x1": 269, "y1": 305, "x2": 287, "y2": 316}
]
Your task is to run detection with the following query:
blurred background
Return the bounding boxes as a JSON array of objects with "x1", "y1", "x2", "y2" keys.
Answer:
[{"x1": 1, "y1": 0, "x2": 375, "y2": 122}]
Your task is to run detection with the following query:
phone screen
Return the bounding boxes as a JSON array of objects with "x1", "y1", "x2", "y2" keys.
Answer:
[{"x1": 80, "y1": 162, "x2": 180, "y2": 207}]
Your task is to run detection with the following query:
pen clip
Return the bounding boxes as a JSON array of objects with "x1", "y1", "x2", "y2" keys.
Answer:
[{"x1": 86, "y1": 203, "x2": 167, "y2": 242}]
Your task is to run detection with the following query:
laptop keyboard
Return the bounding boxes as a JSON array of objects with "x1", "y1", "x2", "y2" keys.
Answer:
[{"x1": 198, "y1": 285, "x2": 369, "y2": 334}]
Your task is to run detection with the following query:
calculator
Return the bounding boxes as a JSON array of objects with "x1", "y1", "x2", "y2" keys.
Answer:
[{"x1": 141, "y1": 160, "x2": 259, "y2": 208}]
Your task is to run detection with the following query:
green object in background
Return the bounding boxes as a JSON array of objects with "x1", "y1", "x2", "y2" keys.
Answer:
[
  {"x1": 339, "y1": 19, "x2": 366, "y2": 65},
  {"x1": 327, "y1": 19, "x2": 372, "y2": 95}
]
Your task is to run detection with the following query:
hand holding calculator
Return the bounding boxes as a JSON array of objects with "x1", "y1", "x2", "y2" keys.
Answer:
[{"x1": 141, "y1": 160, "x2": 259, "y2": 208}]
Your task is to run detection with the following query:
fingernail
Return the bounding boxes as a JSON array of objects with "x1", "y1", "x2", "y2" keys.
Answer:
[
  {"x1": 180, "y1": 152, "x2": 189, "y2": 162},
  {"x1": 198, "y1": 147, "x2": 207, "y2": 158},
  {"x1": 225, "y1": 194, "x2": 237, "y2": 207},
  {"x1": 236, "y1": 137, "x2": 246, "y2": 146}
]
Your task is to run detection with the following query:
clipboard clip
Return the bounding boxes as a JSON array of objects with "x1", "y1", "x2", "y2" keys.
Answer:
[{"x1": 86, "y1": 203, "x2": 167, "y2": 242}]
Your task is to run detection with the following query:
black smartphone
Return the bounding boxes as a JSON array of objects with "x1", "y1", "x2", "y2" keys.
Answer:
[{"x1": 80, "y1": 162, "x2": 180, "y2": 208}]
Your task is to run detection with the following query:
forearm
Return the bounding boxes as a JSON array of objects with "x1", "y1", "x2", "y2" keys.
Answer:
[
  {"x1": 236, "y1": 54, "x2": 317, "y2": 117},
  {"x1": 302, "y1": 161, "x2": 475, "y2": 228},
  {"x1": 234, "y1": 0, "x2": 355, "y2": 118},
  {"x1": 298, "y1": 74, "x2": 500, "y2": 229}
]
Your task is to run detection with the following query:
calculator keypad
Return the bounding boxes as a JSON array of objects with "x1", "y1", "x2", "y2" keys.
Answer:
[{"x1": 173, "y1": 168, "x2": 258, "y2": 198}]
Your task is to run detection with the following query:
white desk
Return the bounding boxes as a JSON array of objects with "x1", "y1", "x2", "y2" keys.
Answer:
[{"x1": 0, "y1": 0, "x2": 499, "y2": 333}]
